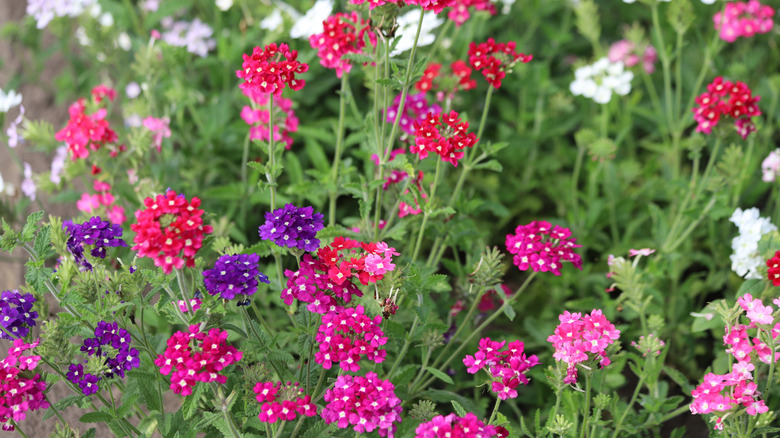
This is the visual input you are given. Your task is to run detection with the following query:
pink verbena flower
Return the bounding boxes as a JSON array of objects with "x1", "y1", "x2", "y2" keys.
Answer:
[
  {"x1": 350, "y1": 0, "x2": 400, "y2": 9},
  {"x1": 761, "y1": 149, "x2": 780, "y2": 182},
  {"x1": 0, "y1": 339, "x2": 49, "y2": 432},
  {"x1": 547, "y1": 309, "x2": 620, "y2": 384},
  {"x1": 321, "y1": 372, "x2": 402, "y2": 437},
  {"x1": 415, "y1": 412, "x2": 498, "y2": 437},
  {"x1": 142, "y1": 116, "x2": 171, "y2": 152},
  {"x1": 506, "y1": 221, "x2": 582, "y2": 275},
  {"x1": 714, "y1": 1, "x2": 774, "y2": 43},
  {"x1": 253, "y1": 381, "x2": 317, "y2": 423},
  {"x1": 692, "y1": 77, "x2": 761, "y2": 139},
  {"x1": 387, "y1": 92, "x2": 442, "y2": 137},
  {"x1": 236, "y1": 43, "x2": 308, "y2": 97},
  {"x1": 240, "y1": 92, "x2": 298, "y2": 150},
  {"x1": 607, "y1": 40, "x2": 657, "y2": 74},
  {"x1": 736, "y1": 293, "x2": 774, "y2": 326},
  {"x1": 314, "y1": 305, "x2": 387, "y2": 371},
  {"x1": 309, "y1": 12, "x2": 377, "y2": 78},
  {"x1": 447, "y1": 0, "x2": 496, "y2": 27},
  {"x1": 55, "y1": 98, "x2": 118, "y2": 160},
  {"x1": 463, "y1": 337, "x2": 539, "y2": 399}
]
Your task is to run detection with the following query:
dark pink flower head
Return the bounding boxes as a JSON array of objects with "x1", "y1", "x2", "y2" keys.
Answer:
[
  {"x1": 463, "y1": 337, "x2": 539, "y2": 400},
  {"x1": 411, "y1": 110, "x2": 476, "y2": 166},
  {"x1": 91, "y1": 85, "x2": 117, "y2": 103},
  {"x1": 506, "y1": 221, "x2": 582, "y2": 275},
  {"x1": 415, "y1": 412, "x2": 498, "y2": 437},
  {"x1": 142, "y1": 116, "x2": 171, "y2": 152},
  {"x1": 314, "y1": 305, "x2": 388, "y2": 371},
  {"x1": 607, "y1": 40, "x2": 657, "y2": 74},
  {"x1": 236, "y1": 43, "x2": 308, "y2": 97},
  {"x1": 321, "y1": 372, "x2": 402, "y2": 437},
  {"x1": 468, "y1": 38, "x2": 532, "y2": 88},
  {"x1": 447, "y1": 0, "x2": 496, "y2": 26},
  {"x1": 692, "y1": 76, "x2": 761, "y2": 139},
  {"x1": 0, "y1": 339, "x2": 49, "y2": 431},
  {"x1": 55, "y1": 98, "x2": 118, "y2": 160},
  {"x1": 253, "y1": 381, "x2": 317, "y2": 423},
  {"x1": 547, "y1": 309, "x2": 620, "y2": 384},
  {"x1": 309, "y1": 12, "x2": 377, "y2": 78},
  {"x1": 350, "y1": 0, "x2": 400, "y2": 9},
  {"x1": 714, "y1": 1, "x2": 774, "y2": 43},
  {"x1": 407, "y1": 0, "x2": 457, "y2": 14}
]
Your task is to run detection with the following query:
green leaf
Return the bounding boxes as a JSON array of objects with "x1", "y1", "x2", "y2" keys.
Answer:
[
  {"x1": 414, "y1": 306, "x2": 432, "y2": 324},
  {"x1": 79, "y1": 411, "x2": 115, "y2": 423},
  {"x1": 473, "y1": 160, "x2": 503, "y2": 172},
  {"x1": 503, "y1": 303, "x2": 517, "y2": 321},
  {"x1": 20, "y1": 210, "x2": 44, "y2": 242},
  {"x1": 181, "y1": 382, "x2": 206, "y2": 420},
  {"x1": 33, "y1": 224, "x2": 55, "y2": 259},
  {"x1": 42, "y1": 394, "x2": 84, "y2": 421},
  {"x1": 138, "y1": 380, "x2": 162, "y2": 413},
  {"x1": 341, "y1": 52, "x2": 374, "y2": 64},
  {"x1": 83, "y1": 429, "x2": 96, "y2": 438},
  {"x1": 451, "y1": 400, "x2": 467, "y2": 417},
  {"x1": 425, "y1": 367, "x2": 454, "y2": 385},
  {"x1": 301, "y1": 421, "x2": 331, "y2": 438}
]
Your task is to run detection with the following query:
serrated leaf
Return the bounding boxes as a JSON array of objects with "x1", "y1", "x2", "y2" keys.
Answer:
[
  {"x1": 301, "y1": 421, "x2": 331, "y2": 438},
  {"x1": 425, "y1": 367, "x2": 454, "y2": 385},
  {"x1": 33, "y1": 224, "x2": 55, "y2": 259},
  {"x1": 414, "y1": 306, "x2": 432, "y2": 324},
  {"x1": 451, "y1": 400, "x2": 467, "y2": 417},
  {"x1": 43, "y1": 394, "x2": 84, "y2": 421},
  {"x1": 138, "y1": 380, "x2": 162, "y2": 413},
  {"x1": 20, "y1": 211, "x2": 44, "y2": 242},
  {"x1": 83, "y1": 428, "x2": 96, "y2": 438},
  {"x1": 79, "y1": 411, "x2": 115, "y2": 423},
  {"x1": 181, "y1": 382, "x2": 206, "y2": 419}
]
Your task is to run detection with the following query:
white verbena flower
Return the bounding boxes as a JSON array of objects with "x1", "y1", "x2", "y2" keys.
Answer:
[
  {"x1": 391, "y1": 10, "x2": 444, "y2": 56},
  {"x1": 762, "y1": 149, "x2": 780, "y2": 182},
  {"x1": 26, "y1": 0, "x2": 97, "y2": 29},
  {"x1": 260, "y1": 10, "x2": 284, "y2": 31},
  {"x1": 216, "y1": 0, "x2": 234, "y2": 11},
  {"x1": 570, "y1": 58, "x2": 633, "y2": 104},
  {"x1": 126, "y1": 82, "x2": 141, "y2": 99},
  {"x1": 50, "y1": 146, "x2": 68, "y2": 185},
  {"x1": 729, "y1": 207, "x2": 777, "y2": 279},
  {"x1": 7, "y1": 104, "x2": 25, "y2": 148},
  {"x1": 21, "y1": 163, "x2": 36, "y2": 201},
  {"x1": 0, "y1": 89, "x2": 22, "y2": 113},
  {"x1": 0, "y1": 172, "x2": 15, "y2": 197},
  {"x1": 289, "y1": 0, "x2": 333, "y2": 39}
]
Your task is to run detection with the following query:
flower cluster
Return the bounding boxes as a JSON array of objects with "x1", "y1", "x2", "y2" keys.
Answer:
[
  {"x1": 547, "y1": 309, "x2": 621, "y2": 384},
  {"x1": 0, "y1": 339, "x2": 48, "y2": 432},
  {"x1": 468, "y1": 38, "x2": 532, "y2": 88},
  {"x1": 714, "y1": 1, "x2": 774, "y2": 43},
  {"x1": 569, "y1": 58, "x2": 633, "y2": 104},
  {"x1": 55, "y1": 96, "x2": 118, "y2": 160},
  {"x1": 608, "y1": 40, "x2": 657, "y2": 74},
  {"x1": 309, "y1": 12, "x2": 377, "y2": 78},
  {"x1": 415, "y1": 412, "x2": 499, "y2": 438},
  {"x1": 258, "y1": 204, "x2": 325, "y2": 251},
  {"x1": 321, "y1": 372, "x2": 402, "y2": 437},
  {"x1": 77, "y1": 180, "x2": 126, "y2": 224},
  {"x1": 143, "y1": 116, "x2": 171, "y2": 152},
  {"x1": 154, "y1": 325, "x2": 242, "y2": 396},
  {"x1": 240, "y1": 91, "x2": 299, "y2": 149},
  {"x1": 411, "y1": 110, "x2": 477, "y2": 166},
  {"x1": 692, "y1": 77, "x2": 761, "y2": 139},
  {"x1": 254, "y1": 381, "x2": 317, "y2": 423},
  {"x1": 408, "y1": 0, "x2": 456, "y2": 14},
  {"x1": 729, "y1": 207, "x2": 776, "y2": 279},
  {"x1": 203, "y1": 253, "x2": 270, "y2": 301},
  {"x1": 26, "y1": 0, "x2": 97, "y2": 29},
  {"x1": 315, "y1": 305, "x2": 387, "y2": 371},
  {"x1": 761, "y1": 149, "x2": 780, "y2": 182},
  {"x1": 463, "y1": 337, "x2": 540, "y2": 399},
  {"x1": 767, "y1": 251, "x2": 780, "y2": 286},
  {"x1": 690, "y1": 293, "x2": 778, "y2": 430},
  {"x1": 63, "y1": 216, "x2": 128, "y2": 270},
  {"x1": 281, "y1": 238, "x2": 398, "y2": 313},
  {"x1": 0, "y1": 290, "x2": 37, "y2": 340},
  {"x1": 131, "y1": 190, "x2": 212, "y2": 274},
  {"x1": 236, "y1": 43, "x2": 308, "y2": 97},
  {"x1": 387, "y1": 93, "x2": 442, "y2": 137},
  {"x1": 505, "y1": 221, "x2": 582, "y2": 275},
  {"x1": 159, "y1": 17, "x2": 216, "y2": 57},
  {"x1": 66, "y1": 321, "x2": 140, "y2": 395},
  {"x1": 447, "y1": 0, "x2": 496, "y2": 27},
  {"x1": 416, "y1": 61, "x2": 477, "y2": 99}
]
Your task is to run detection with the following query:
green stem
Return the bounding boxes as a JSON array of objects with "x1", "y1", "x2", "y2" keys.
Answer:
[
  {"x1": 487, "y1": 397, "x2": 502, "y2": 425},
  {"x1": 175, "y1": 269, "x2": 193, "y2": 314},
  {"x1": 580, "y1": 373, "x2": 592, "y2": 438},
  {"x1": 449, "y1": 86, "x2": 494, "y2": 207},
  {"x1": 388, "y1": 294, "x2": 423, "y2": 379},
  {"x1": 611, "y1": 374, "x2": 645, "y2": 438},
  {"x1": 312, "y1": 367, "x2": 328, "y2": 403},
  {"x1": 240, "y1": 131, "x2": 252, "y2": 228},
  {"x1": 411, "y1": 159, "x2": 442, "y2": 262},
  {"x1": 268, "y1": 94, "x2": 277, "y2": 210},
  {"x1": 289, "y1": 415, "x2": 306, "y2": 438},
  {"x1": 213, "y1": 384, "x2": 243, "y2": 438},
  {"x1": 11, "y1": 421, "x2": 29, "y2": 438},
  {"x1": 329, "y1": 73, "x2": 350, "y2": 226}
]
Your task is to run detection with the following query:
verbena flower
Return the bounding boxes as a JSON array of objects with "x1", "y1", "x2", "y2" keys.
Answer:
[
  {"x1": 761, "y1": 149, "x2": 780, "y2": 182},
  {"x1": 387, "y1": 93, "x2": 442, "y2": 137},
  {"x1": 0, "y1": 89, "x2": 22, "y2": 113},
  {"x1": 63, "y1": 216, "x2": 128, "y2": 271},
  {"x1": 258, "y1": 204, "x2": 325, "y2": 251},
  {"x1": 714, "y1": 1, "x2": 774, "y2": 43},
  {"x1": 463, "y1": 337, "x2": 540, "y2": 400},
  {"x1": 236, "y1": 43, "x2": 308, "y2": 98},
  {"x1": 55, "y1": 97, "x2": 118, "y2": 160},
  {"x1": 415, "y1": 412, "x2": 498, "y2": 437},
  {"x1": 6, "y1": 104, "x2": 24, "y2": 148},
  {"x1": 468, "y1": 38, "x2": 532, "y2": 89},
  {"x1": 505, "y1": 221, "x2": 582, "y2": 275},
  {"x1": 309, "y1": 12, "x2": 377, "y2": 78},
  {"x1": 142, "y1": 116, "x2": 171, "y2": 153},
  {"x1": 729, "y1": 207, "x2": 776, "y2": 279},
  {"x1": 447, "y1": 0, "x2": 496, "y2": 27},
  {"x1": 314, "y1": 305, "x2": 387, "y2": 371},
  {"x1": 411, "y1": 110, "x2": 477, "y2": 166},
  {"x1": 0, "y1": 290, "x2": 38, "y2": 340},
  {"x1": 130, "y1": 190, "x2": 212, "y2": 274},
  {"x1": 0, "y1": 339, "x2": 48, "y2": 432},
  {"x1": 350, "y1": 0, "x2": 400, "y2": 10},
  {"x1": 203, "y1": 253, "x2": 270, "y2": 301},
  {"x1": 416, "y1": 61, "x2": 477, "y2": 98},
  {"x1": 66, "y1": 321, "x2": 140, "y2": 395},
  {"x1": 160, "y1": 17, "x2": 216, "y2": 57},
  {"x1": 25, "y1": 0, "x2": 97, "y2": 29},
  {"x1": 254, "y1": 381, "x2": 317, "y2": 423},
  {"x1": 321, "y1": 372, "x2": 402, "y2": 437},
  {"x1": 607, "y1": 40, "x2": 657, "y2": 74},
  {"x1": 766, "y1": 251, "x2": 780, "y2": 286},
  {"x1": 547, "y1": 309, "x2": 620, "y2": 384},
  {"x1": 240, "y1": 91, "x2": 299, "y2": 149},
  {"x1": 154, "y1": 325, "x2": 242, "y2": 396},
  {"x1": 692, "y1": 77, "x2": 761, "y2": 139},
  {"x1": 569, "y1": 58, "x2": 633, "y2": 104}
]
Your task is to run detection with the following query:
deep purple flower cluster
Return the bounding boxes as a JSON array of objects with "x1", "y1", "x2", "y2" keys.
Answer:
[
  {"x1": 386, "y1": 92, "x2": 442, "y2": 136},
  {"x1": 0, "y1": 290, "x2": 38, "y2": 340},
  {"x1": 66, "y1": 321, "x2": 140, "y2": 395},
  {"x1": 63, "y1": 216, "x2": 128, "y2": 270},
  {"x1": 203, "y1": 253, "x2": 269, "y2": 301},
  {"x1": 258, "y1": 204, "x2": 324, "y2": 251}
]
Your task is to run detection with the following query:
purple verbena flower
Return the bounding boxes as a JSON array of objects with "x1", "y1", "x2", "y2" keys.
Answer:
[
  {"x1": 386, "y1": 92, "x2": 442, "y2": 136},
  {"x1": 63, "y1": 216, "x2": 128, "y2": 270},
  {"x1": 258, "y1": 204, "x2": 325, "y2": 251},
  {"x1": 0, "y1": 290, "x2": 38, "y2": 340},
  {"x1": 203, "y1": 253, "x2": 269, "y2": 301},
  {"x1": 69, "y1": 320, "x2": 139, "y2": 390},
  {"x1": 79, "y1": 373, "x2": 100, "y2": 395}
]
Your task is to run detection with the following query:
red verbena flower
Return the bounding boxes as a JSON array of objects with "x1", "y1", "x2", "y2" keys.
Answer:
[
  {"x1": 692, "y1": 76, "x2": 761, "y2": 139},
  {"x1": 767, "y1": 251, "x2": 780, "y2": 286},
  {"x1": 505, "y1": 221, "x2": 582, "y2": 275},
  {"x1": 468, "y1": 38, "x2": 532, "y2": 88},
  {"x1": 54, "y1": 98, "x2": 118, "y2": 160},
  {"x1": 415, "y1": 61, "x2": 477, "y2": 98},
  {"x1": 407, "y1": 0, "x2": 457, "y2": 14},
  {"x1": 130, "y1": 190, "x2": 212, "y2": 274},
  {"x1": 411, "y1": 110, "x2": 477, "y2": 166},
  {"x1": 236, "y1": 43, "x2": 308, "y2": 97},
  {"x1": 309, "y1": 12, "x2": 377, "y2": 78},
  {"x1": 91, "y1": 84, "x2": 117, "y2": 103}
]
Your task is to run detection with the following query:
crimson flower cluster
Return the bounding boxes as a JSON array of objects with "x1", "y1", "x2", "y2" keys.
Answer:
[
  {"x1": 416, "y1": 61, "x2": 477, "y2": 97},
  {"x1": 387, "y1": 92, "x2": 442, "y2": 137},
  {"x1": 236, "y1": 43, "x2": 308, "y2": 97},
  {"x1": 321, "y1": 372, "x2": 402, "y2": 437},
  {"x1": 690, "y1": 293, "x2": 778, "y2": 430},
  {"x1": 0, "y1": 339, "x2": 48, "y2": 432},
  {"x1": 154, "y1": 325, "x2": 242, "y2": 396},
  {"x1": 240, "y1": 90, "x2": 299, "y2": 149},
  {"x1": 692, "y1": 76, "x2": 761, "y2": 139},
  {"x1": 309, "y1": 12, "x2": 377, "y2": 78},
  {"x1": 447, "y1": 0, "x2": 497, "y2": 27},
  {"x1": 468, "y1": 38, "x2": 532, "y2": 88},
  {"x1": 0, "y1": 290, "x2": 38, "y2": 340},
  {"x1": 66, "y1": 321, "x2": 140, "y2": 395},
  {"x1": 415, "y1": 412, "x2": 503, "y2": 438},
  {"x1": 55, "y1": 96, "x2": 118, "y2": 160},
  {"x1": 203, "y1": 253, "x2": 269, "y2": 301},
  {"x1": 64, "y1": 216, "x2": 128, "y2": 271},
  {"x1": 281, "y1": 238, "x2": 398, "y2": 313},
  {"x1": 130, "y1": 190, "x2": 212, "y2": 274},
  {"x1": 411, "y1": 110, "x2": 477, "y2": 166},
  {"x1": 767, "y1": 250, "x2": 780, "y2": 286},
  {"x1": 314, "y1": 305, "x2": 387, "y2": 371},
  {"x1": 505, "y1": 221, "x2": 582, "y2": 275},
  {"x1": 714, "y1": 1, "x2": 774, "y2": 43},
  {"x1": 258, "y1": 203, "x2": 325, "y2": 251},
  {"x1": 463, "y1": 337, "x2": 540, "y2": 400},
  {"x1": 547, "y1": 309, "x2": 621, "y2": 384},
  {"x1": 253, "y1": 381, "x2": 317, "y2": 423}
]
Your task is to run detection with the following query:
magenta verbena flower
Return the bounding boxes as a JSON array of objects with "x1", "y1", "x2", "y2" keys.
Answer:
[
  {"x1": 547, "y1": 309, "x2": 620, "y2": 384},
  {"x1": 314, "y1": 305, "x2": 387, "y2": 372},
  {"x1": 203, "y1": 253, "x2": 269, "y2": 301},
  {"x1": 253, "y1": 381, "x2": 317, "y2": 423},
  {"x1": 506, "y1": 220, "x2": 582, "y2": 275},
  {"x1": 415, "y1": 412, "x2": 498, "y2": 438},
  {"x1": 321, "y1": 372, "x2": 402, "y2": 437},
  {"x1": 0, "y1": 339, "x2": 48, "y2": 432},
  {"x1": 463, "y1": 337, "x2": 539, "y2": 400},
  {"x1": 258, "y1": 204, "x2": 325, "y2": 251}
]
